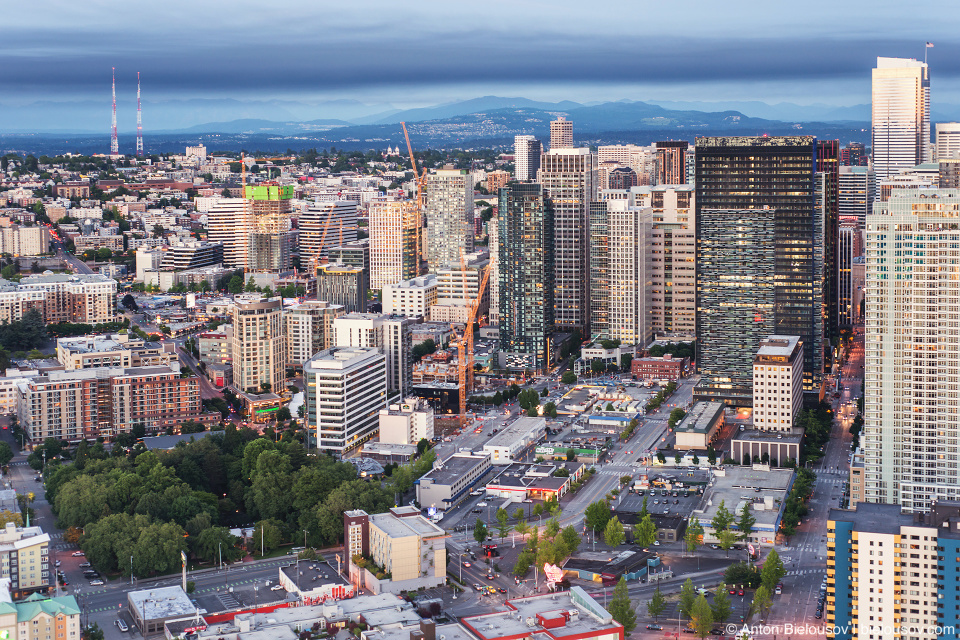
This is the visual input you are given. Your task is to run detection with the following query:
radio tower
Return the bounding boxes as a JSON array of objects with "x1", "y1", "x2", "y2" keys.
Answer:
[
  {"x1": 110, "y1": 67, "x2": 119, "y2": 156},
  {"x1": 136, "y1": 72, "x2": 143, "y2": 156}
]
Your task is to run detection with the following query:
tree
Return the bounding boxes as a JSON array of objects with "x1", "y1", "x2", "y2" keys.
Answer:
[
  {"x1": 560, "y1": 526, "x2": 580, "y2": 557},
  {"x1": 227, "y1": 275, "x2": 244, "y2": 294},
  {"x1": 634, "y1": 514, "x2": 657, "y2": 548},
  {"x1": 121, "y1": 293, "x2": 139, "y2": 312},
  {"x1": 194, "y1": 527, "x2": 240, "y2": 564},
  {"x1": 473, "y1": 518, "x2": 487, "y2": 544},
  {"x1": 608, "y1": 577, "x2": 636, "y2": 632},
  {"x1": 689, "y1": 594, "x2": 714, "y2": 638},
  {"x1": 751, "y1": 585, "x2": 772, "y2": 618},
  {"x1": 252, "y1": 520, "x2": 282, "y2": 555},
  {"x1": 760, "y1": 548, "x2": 787, "y2": 591},
  {"x1": 544, "y1": 402, "x2": 558, "y2": 418},
  {"x1": 717, "y1": 529, "x2": 738, "y2": 556},
  {"x1": 685, "y1": 517, "x2": 704, "y2": 554},
  {"x1": 639, "y1": 496, "x2": 649, "y2": 519},
  {"x1": 711, "y1": 584, "x2": 732, "y2": 624},
  {"x1": 657, "y1": 451, "x2": 665, "y2": 464},
  {"x1": 711, "y1": 500, "x2": 734, "y2": 534},
  {"x1": 495, "y1": 508, "x2": 512, "y2": 540},
  {"x1": 604, "y1": 516, "x2": 625, "y2": 547},
  {"x1": 679, "y1": 578, "x2": 697, "y2": 619},
  {"x1": 647, "y1": 586, "x2": 667, "y2": 622},
  {"x1": 152, "y1": 224, "x2": 165, "y2": 238},
  {"x1": 584, "y1": 500, "x2": 611, "y2": 534},
  {"x1": 737, "y1": 502, "x2": 756, "y2": 543},
  {"x1": 0, "y1": 442, "x2": 12, "y2": 467},
  {"x1": 561, "y1": 371, "x2": 577, "y2": 385}
]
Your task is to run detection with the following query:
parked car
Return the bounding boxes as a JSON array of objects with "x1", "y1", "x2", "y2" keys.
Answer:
[
  {"x1": 71, "y1": 552, "x2": 85, "y2": 557},
  {"x1": 89, "y1": 579, "x2": 104, "y2": 586},
  {"x1": 271, "y1": 584, "x2": 284, "y2": 591},
  {"x1": 79, "y1": 562, "x2": 91, "y2": 568},
  {"x1": 646, "y1": 625, "x2": 663, "y2": 631},
  {"x1": 116, "y1": 619, "x2": 128, "y2": 632}
]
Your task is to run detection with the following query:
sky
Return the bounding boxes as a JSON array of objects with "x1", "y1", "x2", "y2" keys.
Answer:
[{"x1": 1, "y1": 0, "x2": 958, "y2": 130}]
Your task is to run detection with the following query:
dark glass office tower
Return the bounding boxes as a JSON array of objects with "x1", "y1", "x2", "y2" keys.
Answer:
[
  {"x1": 497, "y1": 183, "x2": 555, "y2": 372},
  {"x1": 817, "y1": 139, "x2": 840, "y2": 351},
  {"x1": 695, "y1": 136, "x2": 829, "y2": 406}
]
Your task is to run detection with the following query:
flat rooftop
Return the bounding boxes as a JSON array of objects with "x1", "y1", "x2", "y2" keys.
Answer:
[
  {"x1": 675, "y1": 402, "x2": 724, "y2": 434},
  {"x1": 697, "y1": 466, "x2": 795, "y2": 532},
  {"x1": 828, "y1": 503, "x2": 914, "y2": 535},
  {"x1": 421, "y1": 453, "x2": 489, "y2": 486},
  {"x1": 486, "y1": 417, "x2": 545, "y2": 448},
  {"x1": 369, "y1": 511, "x2": 445, "y2": 539},
  {"x1": 733, "y1": 429, "x2": 803, "y2": 444},
  {"x1": 462, "y1": 587, "x2": 618, "y2": 640},
  {"x1": 755, "y1": 335, "x2": 801, "y2": 359},
  {"x1": 128, "y1": 586, "x2": 196, "y2": 620}
]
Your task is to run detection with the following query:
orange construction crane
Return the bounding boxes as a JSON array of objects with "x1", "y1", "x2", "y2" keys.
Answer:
[
  {"x1": 455, "y1": 261, "x2": 491, "y2": 426},
  {"x1": 401, "y1": 122, "x2": 426, "y2": 274}
]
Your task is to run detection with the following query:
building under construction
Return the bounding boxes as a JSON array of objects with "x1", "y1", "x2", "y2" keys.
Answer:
[{"x1": 245, "y1": 184, "x2": 296, "y2": 272}]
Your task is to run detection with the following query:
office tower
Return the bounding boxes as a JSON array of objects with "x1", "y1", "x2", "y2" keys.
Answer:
[
  {"x1": 316, "y1": 263, "x2": 367, "y2": 313},
  {"x1": 283, "y1": 300, "x2": 344, "y2": 369},
  {"x1": 539, "y1": 147, "x2": 597, "y2": 334},
  {"x1": 588, "y1": 201, "x2": 609, "y2": 339},
  {"x1": 936, "y1": 122, "x2": 960, "y2": 160},
  {"x1": 838, "y1": 166, "x2": 876, "y2": 222},
  {"x1": 382, "y1": 275, "x2": 438, "y2": 318},
  {"x1": 863, "y1": 189, "x2": 960, "y2": 511},
  {"x1": 488, "y1": 217, "x2": 499, "y2": 323},
  {"x1": 837, "y1": 222, "x2": 863, "y2": 327},
  {"x1": 840, "y1": 141, "x2": 867, "y2": 166},
  {"x1": 304, "y1": 346, "x2": 386, "y2": 457},
  {"x1": 231, "y1": 296, "x2": 284, "y2": 395},
  {"x1": 369, "y1": 199, "x2": 420, "y2": 290},
  {"x1": 606, "y1": 199, "x2": 653, "y2": 346},
  {"x1": 158, "y1": 241, "x2": 223, "y2": 270},
  {"x1": 246, "y1": 184, "x2": 296, "y2": 271},
  {"x1": 299, "y1": 200, "x2": 358, "y2": 270},
  {"x1": 695, "y1": 136, "x2": 827, "y2": 406},
  {"x1": 655, "y1": 141, "x2": 689, "y2": 185},
  {"x1": 206, "y1": 198, "x2": 253, "y2": 268},
  {"x1": 498, "y1": 183, "x2": 554, "y2": 372},
  {"x1": 430, "y1": 252, "x2": 490, "y2": 323},
  {"x1": 607, "y1": 167, "x2": 637, "y2": 190},
  {"x1": 752, "y1": 336, "x2": 804, "y2": 432},
  {"x1": 550, "y1": 116, "x2": 572, "y2": 150},
  {"x1": 872, "y1": 56, "x2": 930, "y2": 184},
  {"x1": 327, "y1": 239, "x2": 370, "y2": 271},
  {"x1": 599, "y1": 144, "x2": 656, "y2": 184},
  {"x1": 425, "y1": 167, "x2": 474, "y2": 271},
  {"x1": 818, "y1": 139, "x2": 841, "y2": 349},
  {"x1": 514, "y1": 135, "x2": 542, "y2": 182}
]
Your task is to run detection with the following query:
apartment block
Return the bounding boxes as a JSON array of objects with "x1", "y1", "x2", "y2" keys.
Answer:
[
  {"x1": 606, "y1": 199, "x2": 653, "y2": 347},
  {"x1": 839, "y1": 166, "x2": 876, "y2": 223},
  {"x1": 56, "y1": 333, "x2": 177, "y2": 370},
  {"x1": 513, "y1": 135, "x2": 541, "y2": 182},
  {"x1": 0, "y1": 226, "x2": 50, "y2": 256},
  {"x1": 299, "y1": 200, "x2": 359, "y2": 270},
  {"x1": 231, "y1": 297, "x2": 284, "y2": 395},
  {"x1": 0, "y1": 524, "x2": 51, "y2": 598},
  {"x1": 198, "y1": 326, "x2": 233, "y2": 365},
  {"x1": 0, "y1": 593, "x2": 81, "y2": 640},
  {"x1": 378, "y1": 397, "x2": 434, "y2": 445},
  {"x1": 157, "y1": 241, "x2": 223, "y2": 271},
  {"x1": 369, "y1": 199, "x2": 419, "y2": 291},
  {"x1": 752, "y1": 336, "x2": 804, "y2": 432},
  {"x1": 382, "y1": 275, "x2": 438, "y2": 319},
  {"x1": 16, "y1": 273, "x2": 117, "y2": 324},
  {"x1": 284, "y1": 300, "x2": 344, "y2": 369},
  {"x1": 425, "y1": 168, "x2": 474, "y2": 271}
]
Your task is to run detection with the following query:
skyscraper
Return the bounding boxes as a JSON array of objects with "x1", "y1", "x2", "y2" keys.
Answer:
[
  {"x1": 872, "y1": 57, "x2": 930, "y2": 184},
  {"x1": 425, "y1": 167, "x2": 474, "y2": 271},
  {"x1": 231, "y1": 296, "x2": 284, "y2": 395},
  {"x1": 655, "y1": 141, "x2": 689, "y2": 185},
  {"x1": 369, "y1": 199, "x2": 420, "y2": 290},
  {"x1": 695, "y1": 136, "x2": 827, "y2": 406},
  {"x1": 863, "y1": 189, "x2": 960, "y2": 511},
  {"x1": 299, "y1": 200, "x2": 358, "y2": 271},
  {"x1": 206, "y1": 198, "x2": 254, "y2": 268},
  {"x1": 838, "y1": 166, "x2": 876, "y2": 222},
  {"x1": 588, "y1": 201, "x2": 609, "y2": 339},
  {"x1": 606, "y1": 199, "x2": 653, "y2": 346},
  {"x1": 549, "y1": 117, "x2": 572, "y2": 150},
  {"x1": 245, "y1": 184, "x2": 296, "y2": 272},
  {"x1": 539, "y1": 147, "x2": 597, "y2": 334},
  {"x1": 514, "y1": 135, "x2": 542, "y2": 182},
  {"x1": 497, "y1": 183, "x2": 554, "y2": 372},
  {"x1": 936, "y1": 122, "x2": 960, "y2": 160},
  {"x1": 837, "y1": 221, "x2": 863, "y2": 327}
]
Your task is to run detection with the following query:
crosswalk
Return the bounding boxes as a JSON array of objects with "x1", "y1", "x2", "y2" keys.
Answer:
[{"x1": 787, "y1": 568, "x2": 825, "y2": 576}]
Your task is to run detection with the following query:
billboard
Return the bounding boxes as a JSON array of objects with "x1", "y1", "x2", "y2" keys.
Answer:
[{"x1": 543, "y1": 563, "x2": 564, "y2": 583}]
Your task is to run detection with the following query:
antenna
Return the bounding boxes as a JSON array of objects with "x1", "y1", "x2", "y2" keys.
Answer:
[
  {"x1": 110, "y1": 67, "x2": 119, "y2": 156},
  {"x1": 136, "y1": 72, "x2": 143, "y2": 157}
]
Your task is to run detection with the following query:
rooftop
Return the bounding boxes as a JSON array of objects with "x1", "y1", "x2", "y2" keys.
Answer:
[
  {"x1": 369, "y1": 511, "x2": 444, "y2": 540},
  {"x1": 128, "y1": 586, "x2": 196, "y2": 621},
  {"x1": 697, "y1": 466, "x2": 795, "y2": 532},
  {"x1": 675, "y1": 402, "x2": 724, "y2": 434},
  {"x1": 754, "y1": 335, "x2": 802, "y2": 361},
  {"x1": 486, "y1": 417, "x2": 545, "y2": 449},
  {"x1": 421, "y1": 453, "x2": 489, "y2": 487},
  {"x1": 828, "y1": 503, "x2": 915, "y2": 535},
  {"x1": 461, "y1": 587, "x2": 619, "y2": 640}
]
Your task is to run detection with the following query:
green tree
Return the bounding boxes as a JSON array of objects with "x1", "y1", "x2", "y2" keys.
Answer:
[
  {"x1": 737, "y1": 502, "x2": 756, "y2": 543},
  {"x1": 474, "y1": 518, "x2": 488, "y2": 544},
  {"x1": 689, "y1": 594, "x2": 714, "y2": 638},
  {"x1": 751, "y1": 585, "x2": 772, "y2": 618},
  {"x1": 679, "y1": 578, "x2": 697, "y2": 619},
  {"x1": 604, "y1": 516, "x2": 625, "y2": 547},
  {"x1": 760, "y1": 548, "x2": 787, "y2": 591},
  {"x1": 560, "y1": 525, "x2": 581, "y2": 557},
  {"x1": 608, "y1": 577, "x2": 636, "y2": 632},
  {"x1": 647, "y1": 586, "x2": 667, "y2": 623},
  {"x1": 561, "y1": 371, "x2": 577, "y2": 384},
  {"x1": 639, "y1": 495, "x2": 649, "y2": 518},
  {"x1": 495, "y1": 508, "x2": 512, "y2": 540},
  {"x1": 0, "y1": 442, "x2": 12, "y2": 467},
  {"x1": 717, "y1": 529, "x2": 738, "y2": 556},
  {"x1": 252, "y1": 520, "x2": 282, "y2": 555},
  {"x1": 194, "y1": 527, "x2": 239, "y2": 564},
  {"x1": 227, "y1": 275, "x2": 244, "y2": 294},
  {"x1": 584, "y1": 500, "x2": 611, "y2": 534},
  {"x1": 245, "y1": 277, "x2": 257, "y2": 292},
  {"x1": 711, "y1": 500, "x2": 734, "y2": 534},
  {"x1": 657, "y1": 451, "x2": 666, "y2": 464},
  {"x1": 634, "y1": 514, "x2": 656, "y2": 548},
  {"x1": 711, "y1": 584, "x2": 732, "y2": 624},
  {"x1": 685, "y1": 517, "x2": 704, "y2": 554}
]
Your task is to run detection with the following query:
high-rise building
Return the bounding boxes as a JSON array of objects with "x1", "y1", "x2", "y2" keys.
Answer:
[
  {"x1": 607, "y1": 167, "x2": 637, "y2": 190},
  {"x1": 382, "y1": 275, "x2": 438, "y2": 319},
  {"x1": 245, "y1": 184, "x2": 296, "y2": 271},
  {"x1": 840, "y1": 141, "x2": 867, "y2": 166},
  {"x1": 936, "y1": 122, "x2": 960, "y2": 160},
  {"x1": 694, "y1": 136, "x2": 829, "y2": 406},
  {"x1": 157, "y1": 241, "x2": 223, "y2": 271},
  {"x1": 539, "y1": 147, "x2": 597, "y2": 334},
  {"x1": 304, "y1": 346, "x2": 386, "y2": 457},
  {"x1": 606, "y1": 199, "x2": 653, "y2": 346},
  {"x1": 549, "y1": 117, "x2": 572, "y2": 150},
  {"x1": 497, "y1": 183, "x2": 554, "y2": 372},
  {"x1": 327, "y1": 238, "x2": 370, "y2": 271},
  {"x1": 17, "y1": 273, "x2": 117, "y2": 325},
  {"x1": 872, "y1": 56, "x2": 930, "y2": 184},
  {"x1": 316, "y1": 263, "x2": 367, "y2": 314},
  {"x1": 298, "y1": 200, "x2": 358, "y2": 271},
  {"x1": 488, "y1": 217, "x2": 499, "y2": 324},
  {"x1": 431, "y1": 252, "x2": 490, "y2": 322},
  {"x1": 231, "y1": 296, "x2": 284, "y2": 395},
  {"x1": 838, "y1": 166, "x2": 876, "y2": 222},
  {"x1": 333, "y1": 313, "x2": 411, "y2": 395},
  {"x1": 819, "y1": 139, "x2": 841, "y2": 349},
  {"x1": 838, "y1": 222, "x2": 863, "y2": 327},
  {"x1": 655, "y1": 141, "x2": 689, "y2": 185},
  {"x1": 206, "y1": 198, "x2": 254, "y2": 268},
  {"x1": 368, "y1": 199, "x2": 420, "y2": 291},
  {"x1": 514, "y1": 135, "x2": 542, "y2": 182},
  {"x1": 486, "y1": 170, "x2": 511, "y2": 193},
  {"x1": 425, "y1": 168, "x2": 474, "y2": 271},
  {"x1": 752, "y1": 335, "x2": 804, "y2": 432},
  {"x1": 863, "y1": 189, "x2": 960, "y2": 511},
  {"x1": 588, "y1": 201, "x2": 609, "y2": 339},
  {"x1": 941, "y1": 158, "x2": 960, "y2": 189},
  {"x1": 283, "y1": 300, "x2": 344, "y2": 369}
]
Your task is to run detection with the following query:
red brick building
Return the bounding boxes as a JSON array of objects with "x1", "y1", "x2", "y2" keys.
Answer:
[{"x1": 631, "y1": 354, "x2": 689, "y2": 382}]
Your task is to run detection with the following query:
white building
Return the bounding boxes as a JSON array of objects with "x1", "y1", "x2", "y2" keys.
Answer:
[
  {"x1": 606, "y1": 199, "x2": 653, "y2": 347},
  {"x1": 136, "y1": 247, "x2": 164, "y2": 281},
  {"x1": 936, "y1": 122, "x2": 960, "y2": 160},
  {"x1": 333, "y1": 313, "x2": 386, "y2": 349},
  {"x1": 482, "y1": 416, "x2": 546, "y2": 465},
  {"x1": 231, "y1": 296, "x2": 284, "y2": 395},
  {"x1": 283, "y1": 300, "x2": 344, "y2": 369},
  {"x1": 205, "y1": 198, "x2": 253, "y2": 269},
  {"x1": 514, "y1": 135, "x2": 541, "y2": 182},
  {"x1": 425, "y1": 168, "x2": 473, "y2": 272},
  {"x1": 298, "y1": 200, "x2": 358, "y2": 270},
  {"x1": 872, "y1": 57, "x2": 930, "y2": 185},
  {"x1": 752, "y1": 335, "x2": 804, "y2": 432},
  {"x1": 369, "y1": 199, "x2": 419, "y2": 291},
  {"x1": 333, "y1": 313, "x2": 411, "y2": 396},
  {"x1": 378, "y1": 397, "x2": 434, "y2": 445},
  {"x1": 382, "y1": 275, "x2": 437, "y2": 319},
  {"x1": 305, "y1": 347, "x2": 386, "y2": 457}
]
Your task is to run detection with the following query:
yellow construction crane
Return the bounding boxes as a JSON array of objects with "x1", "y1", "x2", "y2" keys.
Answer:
[{"x1": 401, "y1": 122, "x2": 426, "y2": 275}]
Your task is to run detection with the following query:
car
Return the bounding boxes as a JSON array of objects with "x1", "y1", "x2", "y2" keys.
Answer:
[
  {"x1": 89, "y1": 579, "x2": 104, "y2": 586},
  {"x1": 775, "y1": 584, "x2": 783, "y2": 595},
  {"x1": 463, "y1": 561, "x2": 472, "y2": 568},
  {"x1": 729, "y1": 587, "x2": 737, "y2": 594},
  {"x1": 79, "y1": 562, "x2": 91, "y2": 568},
  {"x1": 72, "y1": 552, "x2": 84, "y2": 557},
  {"x1": 653, "y1": 540, "x2": 660, "y2": 546},
  {"x1": 271, "y1": 584, "x2": 284, "y2": 591},
  {"x1": 522, "y1": 498, "x2": 533, "y2": 503},
  {"x1": 499, "y1": 587, "x2": 507, "y2": 593},
  {"x1": 477, "y1": 502, "x2": 488, "y2": 507},
  {"x1": 472, "y1": 509, "x2": 481, "y2": 513},
  {"x1": 486, "y1": 574, "x2": 496, "y2": 580},
  {"x1": 681, "y1": 629, "x2": 696, "y2": 635},
  {"x1": 653, "y1": 499, "x2": 659, "y2": 505},
  {"x1": 474, "y1": 584, "x2": 483, "y2": 591},
  {"x1": 815, "y1": 610, "x2": 823, "y2": 619},
  {"x1": 674, "y1": 499, "x2": 680, "y2": 504},
  {"x1": 710, "y1": 630, "x2": 725, "y2": 636},
  {"x1": 116, "y1": 619, "x2": 129, "y2": 632},
  {"x1": 738, "y1": 589, "x2": 744, "y2": 596},
  {"x1": 645, "y1": 625, "x2": 663, "y2": 631},
  {"x1": 714, "y1": 545, "x2": 723, "y2": 550},
  {"x1": 663, "y1": 508, "x2": 669, "y2": 514}
]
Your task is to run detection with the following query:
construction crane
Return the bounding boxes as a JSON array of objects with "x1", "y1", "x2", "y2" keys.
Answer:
[
  {"x1": 454, "y1": 262, "x2": 491, "y2": 427},
  {"x1": 401, "y1": 122, "x2": 426, "y2": 274}
]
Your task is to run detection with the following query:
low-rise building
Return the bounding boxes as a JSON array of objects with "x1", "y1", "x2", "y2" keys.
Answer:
[
  {"x1": 409, "y1": 323, "x2": 453, "y2": 348},
  {"x1": 575, "y1": 343, "x2": 637, "y2": 376},
  {"x1": 378, "y1": 397, "x2": 434, "y2": 445},
  {"x1": 484, "y1": 461, "x2": 585, "y2": 501},
  {"x1": 0, "y1": 593, "x2": 81, "y2": 640},
  {"x1": 730, "y1": 429, "x2": 803, "y2": 467},
  {"x1": 693, "y1": 465, "x2": 794, "y2": 547},
  {"x1": 56, "y1": 333, "x2": 177, "y2": 370},
  {"x1": 416, "y1": 453, "x2": 492, "y2": 511},
  {"x1": 673, "y1": 401, "x2": 724, "y2": 450},
  {"x1": 127, "y1": 586, "x2": 198, "y2": 638},
  {"x1": 482, "y1": 417, "x2": 546, "y2": 465},
  {"x1": 0, "y1": 524, "x2": 51, "y2": 597},
  {"x1": 630, "y1": 354, "x2": 688, "y2": 382},
  {"x1": 360, "y1": 442, "x2": 419, "y2": 465},
  {"x1": 460, "y1": 588, "x2": 623, "y2": 640},
  {"x1": 198, "y1": 326, "x2": 233, "y2": 365}
]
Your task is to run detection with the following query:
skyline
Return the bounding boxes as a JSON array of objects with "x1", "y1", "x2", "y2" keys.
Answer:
[{"x1": 1, "y1": 1, "x2": 959, "y2": 132}]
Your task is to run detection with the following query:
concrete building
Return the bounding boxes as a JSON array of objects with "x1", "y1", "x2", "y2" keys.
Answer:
[
  {"x1": 198, "y1": 326, "x2": 232, "y2": 365},
  {"x1": 127, "y1": 586, "x2": 197, "y2": 637},
  {"x1": 416, "y1": 453, "x2": 492, "y2": 511},
  {"x1": 460, "y1": 588, "x2": 623, "y2": 640},
  {"x1": 327, "y1": 238, "x2": 370, "y2": 271},
  {"x1": 425, "y1": 168, "x2": 473, "y2": 271},
  {"x1": 299, "y1": 200, "x2": 359, "y2": 270},
  {"x1": 0, "y1": 524, "x2": 51, "y2": 598},
  {"x1": 284, "y1": 300, "x2": 344, "y2": 369},
  {"x1": 872, "y1": 57, "x2": 931, "y2": 185},
  {"x1": 549, "y1": 116, "x2": 573, "y2": 150},
  {"x1": 838, "y1": 166, "x2": 875, "y2": 223},
  {"x1": 484, "y1": 461, "x2": 585, "y2": 501},
  {"x1": 0, "y1": 226, "x2": 50, "y2": 256},
  {"x1": 941, "y1": 158, "x2": 960, "y2": 189},
  {"x1": 514, "y1": 135, "x2": 542, "y2": 182},
  {"x1": 838, "y1": 222, "x2": 864, "y2": 326},
  {"x1": 157, "y1": 240, "x2": 223, "y2": 271},
  {"x1": 304, "y1": 347, "x2": 386, "y2": 457},
  {"x1": 0, "y1": 593, "x2": 81, "y2": 640},
  {"x1": 730, "y1": 430, "x2": 803, "y2": 468},
  {"x1": 655, "y1": 141, "x2": 689, "y2": 185},
  {"x1": 205, "y1": 198, "x2": 253, "y2": 268},
  {"x1": 382, "y1": 275, "x2": 437, "y2": 319},
  {"x1": 378, "y1": 397, "x2": 434, "y2": 445},
  {"x1": 369, "y1": 200, "x2": 420, "y2": 291},
  {"x1": 606, "y1": 198, "x2": 653, "y2": 347},
  {"x1": 694, "y1": 466, "x2": 795, "y2": 547},
  {"x1": 345, "y1": 506, "x2": 447, "y2": 594},
  {"x1": 17, "y1": 273, "x2": 117, "y2": 325},
  {"x1": 482, "y1": 417, "x2": 546, "y2": 465},
  {"x1": 136, "y1": 247, "x2": 164, "y2": 281},
  {"x1": 231, "y1": 297, "x2": 284, "y2": 395},
  {"x1": 673, "y1": 401, "x2": 724, "y2": 450},
  {"x1": 486, "y1": 170, "x2": 510, "y2": 193},
  {"x1": 317, "y1": 262, "x2": 367, "y2": 314},
  {"x1": 935, "y1": 122, "x2": 960, "y2": 160},
  {"x1": 382, "y1": 316, "x2": 414, "y2": 398},
  {"x1": 863, "y1": 189, "x2": 960, "y2": 511},
  {"x1": 752, "y1": 335, "x2": 804, "y2": 432},
  {"x1": 630, "y1": 354, "x2": 688, "y2": 382},
  {"x1": 17, "y1": 364, "x2": 211, "y2": 442},
  {"x1": 56, "y1": 333, "x2": 177, "y2": 370},
  {"x1": 848, "y1": 448, "x2": 866, "y2": 508}
]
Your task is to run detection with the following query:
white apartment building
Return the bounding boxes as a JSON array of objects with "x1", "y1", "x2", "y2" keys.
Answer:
[
  {"x1": 936, "y1": 122, "x2": 960, "y2": 160},
  {"x1": 136, "y1": 247, "x2": 165, "y2": 281},
  {"x1": 549, "y1": 117, "x2": 572, "y2": 150},
  {"x1": 488, "y1": 217, "x2": 499, "y2": 323},
  {"x1": 378, "y1": 397, "x2": 434, "y2": 445},
  {"x1": 382, "y1": 275, "x2": 438, "y2": 318},
  {"x1": 513, "y1": 135, "x2": 541, "y2": 182},
  {"x1": 369, "y1": 199, "x2": 419, "y2": 291},
  {"x1": 425, "y1": 168, "x2": 473, "y2": 272},
  {"x1": 304, "y1": 347, "x2": 387, "y2": 457},
  {"x1": 0, "y1": 226, "x2": 50, "y2": 256},
  {"x1": 231, "y1": 296, "x2": 284, "y2": 395},
  {"x1": 283, "y1": 300, "x2": 344, "y2": 369},
  {"x1": 872, "y1": 57, "x2": 930, "y2": 185},
  {"x1": 752, "y1": 335, "x2": 804, "y2": 431},
  {"x1": 205, "y1": 198, "x2": 253, "y2": 268},
  {"x1": 17, "y1": 273, "x2": 117, "y2": 324},
  {"x1": 298, "y1": 200, "x2": 358, "y2": 270},
  {"x1": 333, "y1": 313, "x2": 411, "y2": 395},
  {"x1": 334, "y1": 313, "x2": 386, "y2": 349},
  {"x1": 606, "y1": 199, "x2": 653, "y2": 347},
  {"x1": 864, "y1": 189, "x2": 960, "y2": 511}
]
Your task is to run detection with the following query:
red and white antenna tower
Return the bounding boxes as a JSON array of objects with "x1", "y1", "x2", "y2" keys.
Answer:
[
  {"x1": 110, "y1": 67, "x2": 119, "y2": 156},
  {"x1": 136, "y1": 72, "x2": 143, "y2": 156}
]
